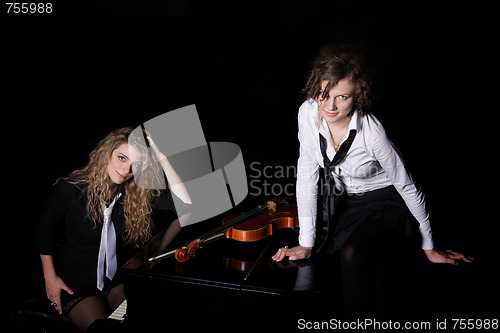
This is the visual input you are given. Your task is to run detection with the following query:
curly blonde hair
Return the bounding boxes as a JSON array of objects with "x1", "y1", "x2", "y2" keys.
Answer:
[{"x1": 62, "y1": 127, "x2": 161, "y2": 245}]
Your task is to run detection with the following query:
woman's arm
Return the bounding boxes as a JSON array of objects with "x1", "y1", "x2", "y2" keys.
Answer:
[
  {"x1": 370, "y1": 120, "x2": 472, "y2": 264},
  {"x1": 295, "y1": 103, "x2": 321, "y2": 249},
  {"x1": 40, "y1": 254, "x2": 74, "y2": 314},
  {"x1": 370, "y1": 119, "x2": 434, "y2": 250},
  {"x1": 146, "y1": 134, "x2": 192, "y2": 205},
  {"x1": 157, "y1": 155, "x2": 192, "y2": 205},
  {"x1": 37, "y1": 182, "x2": 76, "y2": 313},
  {"x1": 274, "y1": 103, "x2": 318, "y2": 262}
]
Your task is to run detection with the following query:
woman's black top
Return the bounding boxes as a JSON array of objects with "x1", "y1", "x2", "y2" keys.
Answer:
[{"x1": 36, "y1": 180, "x2": 183, "y2": 295}]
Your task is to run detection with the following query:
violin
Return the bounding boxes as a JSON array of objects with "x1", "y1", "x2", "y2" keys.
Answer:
[
  {"x1": 149, "y1": 199, "x2": 299, "y2": 263},
  {"x1": 222, "y1": 199, "x2": 298, "y2": 242}
]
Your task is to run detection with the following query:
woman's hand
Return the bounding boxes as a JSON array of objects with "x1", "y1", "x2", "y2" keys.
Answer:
[
  {"x1": 272, "y1": 245, "x2": 313, "y2": 262},
  {"x1": 424, "y1": 249, "x2": 474, "y2": 265},
  {"x1": 146, "y1": 133, "x2": 167, "y2": 161},
  {"x1": 44, "y1": 274, "x2": 74, "y2": 314},
  {"x1": 40, "y1": 255, "x2": 74, "y2": 314}
]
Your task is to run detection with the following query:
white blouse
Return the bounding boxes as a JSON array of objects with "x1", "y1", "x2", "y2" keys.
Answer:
[{"x1": 296, "y1": 99, "x2": 434, "y2": 250}]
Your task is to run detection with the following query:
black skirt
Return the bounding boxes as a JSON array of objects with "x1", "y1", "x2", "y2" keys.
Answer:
[
  {"x1": 320, "y1": 185, "x2": 421, "y2": 254},
  {"x1": 59, "y1": 272, "x2": 125, "y2": 314}
]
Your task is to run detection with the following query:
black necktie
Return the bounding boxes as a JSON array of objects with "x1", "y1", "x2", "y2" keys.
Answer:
[{"x1": 315, "y1": 129, "x2": 356, "y2": 253}]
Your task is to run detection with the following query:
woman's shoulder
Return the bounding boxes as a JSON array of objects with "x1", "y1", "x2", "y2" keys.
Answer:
[
  {"x1": 359, "y1": 112, "x2": 386, "y2": 135},
  {"x1": 40, "y1": 179, "x2": 87, "y2": 217},
  {"x1": 298, "y1": 99, "x2": 317, "y2": 117},
  {"x1": 51, "y1": 179, "x2": 87, "y2": 198},
  {"x1": 298, "y1": 99, "x2": 320, "y2": 130},
  {"x1": 361, "y1": 112, "x2": 382, "y2": 126}
]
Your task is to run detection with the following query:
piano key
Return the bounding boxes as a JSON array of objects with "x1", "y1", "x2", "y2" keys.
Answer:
[{"x1": 108, "y1": 299, "x2": 127, "y2": 321}]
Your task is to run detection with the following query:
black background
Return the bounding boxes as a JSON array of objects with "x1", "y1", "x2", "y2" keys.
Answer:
[{"x1": 1, "y1": 0, "x2": 497, "y2": 328}]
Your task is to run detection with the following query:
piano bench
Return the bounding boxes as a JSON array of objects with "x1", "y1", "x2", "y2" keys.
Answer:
[{"x1": 8, "y1": 309, "x2": 79, "y2": 333}]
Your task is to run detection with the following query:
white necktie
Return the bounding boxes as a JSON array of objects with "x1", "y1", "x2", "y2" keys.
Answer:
[{"x1": 97, "y1": 193, "x2": 122, "y2": 290}]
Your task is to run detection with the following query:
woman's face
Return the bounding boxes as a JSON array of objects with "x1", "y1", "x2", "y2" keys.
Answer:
[
  {"x1": 318, "y1": 78, "x2": 356, "y2": 125},
  {"x1": 107, "y1": 143, "x2": 142, "y2": 185}
]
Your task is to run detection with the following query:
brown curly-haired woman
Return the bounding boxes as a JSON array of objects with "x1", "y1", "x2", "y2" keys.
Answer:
[
  {"x1": 37, "y1": 127, "x2": 191, "y2": 331},
  {"x1": 272, "y1": 44, "x2": 472, "y2": 318}
]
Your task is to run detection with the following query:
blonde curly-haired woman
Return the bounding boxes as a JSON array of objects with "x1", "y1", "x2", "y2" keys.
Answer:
[{"x1": 37, "y1": 127, "x2": 190, "y2": 331}]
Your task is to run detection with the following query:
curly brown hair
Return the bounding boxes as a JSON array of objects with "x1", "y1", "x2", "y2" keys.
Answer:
[{"x1": 302, "y1": 44, "x2": 373, "y2": 115}]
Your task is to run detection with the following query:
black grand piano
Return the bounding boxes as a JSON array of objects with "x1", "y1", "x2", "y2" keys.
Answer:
[{"x1": 90, "y1": 199, "x2": 340, "y2": 333}]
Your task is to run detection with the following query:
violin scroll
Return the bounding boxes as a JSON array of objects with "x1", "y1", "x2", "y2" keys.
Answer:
[
  {"x1": 174, "y1": 239, "x2": 202, "y2": 262},
  {"x1": 262, "y1": 201, "x2": 276, "y2": 212}
]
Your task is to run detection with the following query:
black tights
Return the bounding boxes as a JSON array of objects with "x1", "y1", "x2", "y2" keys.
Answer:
[
  {"x1": 67, "y1": 283, "x2": 125, "y2": 332},
  {"x1": 341, "y1": 220, "x2": 412, "y2": 319}
]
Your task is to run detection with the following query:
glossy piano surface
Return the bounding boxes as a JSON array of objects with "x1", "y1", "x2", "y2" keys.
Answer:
[{"x1": 114, "y1": 203, "x2": 341, "y2": 332}]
